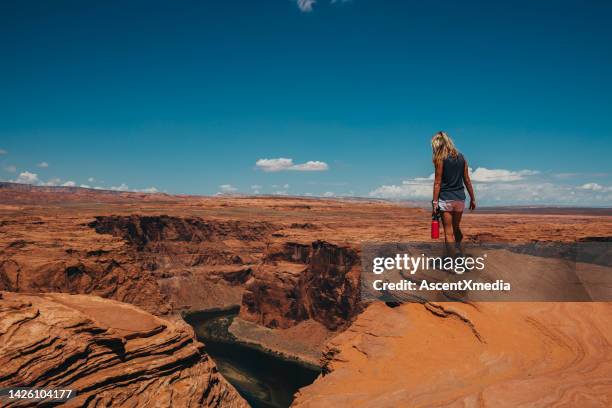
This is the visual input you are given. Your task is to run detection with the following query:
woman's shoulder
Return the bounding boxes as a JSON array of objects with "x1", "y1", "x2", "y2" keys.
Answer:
[{"x1": 446, "y1": 152, "x2": 465, "y2": 161}]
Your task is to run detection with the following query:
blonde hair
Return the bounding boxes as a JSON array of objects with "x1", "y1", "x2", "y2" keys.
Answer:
[{"x1": 431, "y1": 131, "x2": 459, "y2": 164}]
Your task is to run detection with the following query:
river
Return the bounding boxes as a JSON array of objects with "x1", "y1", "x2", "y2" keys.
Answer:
[{"x1": 183, "y1": 309, "x2": 321, "y2": 408}]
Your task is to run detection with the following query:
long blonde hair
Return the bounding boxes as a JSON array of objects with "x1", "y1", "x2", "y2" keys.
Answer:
[{"x1": 431, "y1": 131, "x2": 459, "y2": 164}]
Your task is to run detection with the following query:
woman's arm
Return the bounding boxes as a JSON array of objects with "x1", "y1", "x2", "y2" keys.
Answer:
[
  {"x1": 432, "y1": 160, "x2": 443, "y2": 212},
  {"x1": 464, "y1": 161, "x2": 476, "y2": 211}
]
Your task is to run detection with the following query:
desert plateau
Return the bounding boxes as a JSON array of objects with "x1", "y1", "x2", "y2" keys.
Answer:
[{"x1": 0, "y1": 182, "x2": 611, "y2": 407}]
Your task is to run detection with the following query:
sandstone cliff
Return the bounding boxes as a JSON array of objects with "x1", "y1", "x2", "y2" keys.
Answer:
[
  {"x1": 293, "y1": 301, "x2": 612, "y2": 407},
  {"x1": 0, "y1": 214, "x2": 276, "y2": 315},
  {"x1": 88, "y1": 215, "x2": 276, "y2": 313},
  {"x1": 240, "y1": 241, "x2": 361, "y2": 331},
  {"x1": 0, "y1": 291, "x2": 247, "y2": 408}
]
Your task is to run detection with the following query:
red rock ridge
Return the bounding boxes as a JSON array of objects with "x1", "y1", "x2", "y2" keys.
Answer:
[
  {"x1": 0, "y1": 291, "x2": 247, "y2": 408},
  {"x1": 240, "y1": 241, "x2": 361, "y2": 330},
  {"x1": 0, "y1": 214, "x2": 277, "y2": 315}
]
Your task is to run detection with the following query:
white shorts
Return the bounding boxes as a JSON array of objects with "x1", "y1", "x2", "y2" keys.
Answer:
[{"x1": 439, "y1": 199, "x2": 465, "y2": 212}]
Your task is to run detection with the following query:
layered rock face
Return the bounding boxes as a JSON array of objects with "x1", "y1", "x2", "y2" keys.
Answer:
[
  {"x1": 0, "y1": 216, "x2": 169, "y2": 315},
  {"x1": 293, "y1": 301, "x2": 612, "y2": 407},
  {"x1": 0, "y1": 291, "x2": 247, "y2": 408},
  {"x1": 0, "y1": 214, "x2": 275, "y2": 315},
  {"x1": 88, "y1": 215, "x2": 274, "y2": 255},
  {"x1": 240, "y1": 241, "x2": 361, "y2": 330},
  {"x1": 88, "y1": 215, "x2": 276, "y2": 312}
]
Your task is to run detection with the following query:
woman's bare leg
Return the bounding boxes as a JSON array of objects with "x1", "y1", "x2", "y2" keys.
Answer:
[
  {"x1": 452, "y1": 211, "x2": 464, "y2": 253},
  {"x1": 441, "y1": 211, "x2": 457, "y2": 257}
]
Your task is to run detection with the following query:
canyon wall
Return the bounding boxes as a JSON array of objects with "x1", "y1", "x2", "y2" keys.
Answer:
[
  {"x1": 0, "y1": 215, "x2": 169, "y2": 314},
  {"x1": 0, "y1": 291, "x2": 247, "y2": 408},
  {"x1": 240, "y1": 241, "x2": 361, "y2": 330},
  {"x1": 0, "y1": 214, "x2": 275, "y2": 315}
]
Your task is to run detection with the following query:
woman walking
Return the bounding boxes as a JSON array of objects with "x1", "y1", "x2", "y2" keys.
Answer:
[{"x1": 431, "y1": 131, "x2": 476, "y2": 257}]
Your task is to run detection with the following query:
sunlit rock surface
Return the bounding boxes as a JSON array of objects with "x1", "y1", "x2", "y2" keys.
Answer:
[
  {"x1": 293, "y1": 301, "x2": 612, "y2": 407},
  {"x1": 0, "y1": 291, "x2": 247, "y2": 408}
]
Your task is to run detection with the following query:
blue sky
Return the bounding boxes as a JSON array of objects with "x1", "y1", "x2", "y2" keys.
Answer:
[{"x1": 1, "y1": 0, "x2": 611, "y2": 205}]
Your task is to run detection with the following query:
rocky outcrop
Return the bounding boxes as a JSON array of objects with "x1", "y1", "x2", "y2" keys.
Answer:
[
  {"x1": 0, "y1": 228, "x2": 170, "y2": 315},
  {"x1": 293, "y1": 301, "x2": 612, "y2": 407},
  {"x1": 0, "y1": 291, "x2": 247, "y2": 408},
  {"x1": 88, "y1": 215, "x2": 274, "y2": 252},
  {"x1": 87, "y1": 215, "x2": 276, "y2": 313},
  {"x1": 240, "y1": 241, "x2": 361, "y2": 330},
  {"x1": 87, "y1": 215, "x2": 274, "y2": 271},
  {"x1": 0, "y1": 214, "x2": 276, "y2": 315}
]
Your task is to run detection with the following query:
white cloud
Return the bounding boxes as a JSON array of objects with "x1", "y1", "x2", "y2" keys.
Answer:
[
  {"x1": 473, "y1": 182, "x2": 612, "y2": 204},
  {"x1": 369, "y1": 169, "x2": 612, "y2": 205},
  {"x1": 256, "y1": 158, "x2": 329, "y2": 172},
  {"x1": 0, "y1": 149, "x2": 7, "y2": 155},
  {"x1": 4, "y1": 165, "x2": 17, "y2": 173},
  {"x1": 296, "y1": 0, "x2": 349, "y2": 12},
  {"x1": 13, "y1": 171, "x2": 39, "y2": 184},
  {"x1": 369, "y1": 179, "x2": 432, "y2": 199},
  {"x1": 88, "y1": 177, "x2": 95, "y2": 182},
  {"x1": 41, "y1": 177, "x2": 61, "y2": 186},
  {"x1": 219, "y1": 184, "x2": 237, "y2": 193},
  {"x1": 256, "y1": 158, "x2": 293, "y2": 172},
  {"x1": 581, "y1": 183, "x2": 611, "y2": 192},
  {"x1": 414, "y1": 173, "x2": 435, "y2": 181},
  {"x1": 15, "y1": 177, "x2": 156, "y2": 194},
  {"x1": 322, "y1": 191, "x2": 335, "y2": 197},
  {"x1": 251, "y1": 184, "x2": 262, "y2": 190},
  {"x1": 37, "y1": 161, "x2": 49, "y2": 168},
  {"x1": 296, "y1": 0, "x2": 316, "y2": 12},
  {"x1": 110, "y1": 183, "x2": 129, "y2": 191},
  {"x1": 292, "y1": 161, "x2": 328, "y2": 171},
  {"x1": 469, "y1": 168, "x2": 539, "y2": 183}
]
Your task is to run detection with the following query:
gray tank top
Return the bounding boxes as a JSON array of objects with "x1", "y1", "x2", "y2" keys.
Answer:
[{"x1": 439, "y1": 153, "x2": 466, "y2": 201}]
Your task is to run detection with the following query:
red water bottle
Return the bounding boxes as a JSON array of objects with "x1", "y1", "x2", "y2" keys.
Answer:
[{"x1": 431, "y1": 213, "x2": 440, "y2": 239}]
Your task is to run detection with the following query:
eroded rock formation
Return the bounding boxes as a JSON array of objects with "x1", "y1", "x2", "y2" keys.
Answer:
[
  {"x1": 0, "y1": 214, "x2": 276, "y2": 315},
  {"x1": 0, "y1": 291, "x2": 247, "y2": 408},
  {"x1": 293, "y1": 301, "x2": 612, "y2": 407},
  {"x1": 240, "y1": 241, "x2": 361, "y2": 330},
  {"x1": 1, "y1": 185, "x2": 612, "y2": 407}
]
